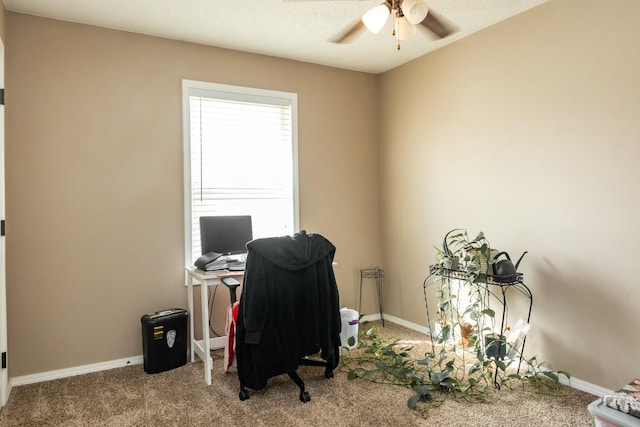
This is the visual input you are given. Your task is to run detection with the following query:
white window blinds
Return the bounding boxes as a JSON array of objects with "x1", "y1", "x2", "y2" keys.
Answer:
[{"x1": 183, "y1": 81, "x2": 299, "y2": 265}]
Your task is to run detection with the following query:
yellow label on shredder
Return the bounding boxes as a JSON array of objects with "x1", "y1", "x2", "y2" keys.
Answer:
[{"x1": 153, "y1": 325, "x2": 164, "y2": 340}]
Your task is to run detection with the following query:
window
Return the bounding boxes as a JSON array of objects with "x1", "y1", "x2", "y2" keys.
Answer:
[{"x1": 182, "y1": 80, "x2": 299, "y2": 265}]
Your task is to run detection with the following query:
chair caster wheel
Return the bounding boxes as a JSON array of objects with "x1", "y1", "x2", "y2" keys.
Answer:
[
  {"x1": 239, "y1": 389, "x2": 250, "y2": 401},
  {"x1": 299, "y1": 391, "x2": 311, "y2": 403},
  {"x1": 325, "y1": 370, "x2": 334, "y2": 379}
]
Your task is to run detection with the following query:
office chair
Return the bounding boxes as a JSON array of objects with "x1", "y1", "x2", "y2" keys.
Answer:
[
  {"x1": 234, "y1": 231, "x2": 341, "y2": 403},
  {"x1": 221, "y1": 277, "x2": 241, "y2": 304}
]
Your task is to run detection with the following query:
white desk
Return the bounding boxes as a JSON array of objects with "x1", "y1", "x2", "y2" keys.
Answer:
[{"x1": 184, "y1": 266, "x2": 244, "y2": 385}]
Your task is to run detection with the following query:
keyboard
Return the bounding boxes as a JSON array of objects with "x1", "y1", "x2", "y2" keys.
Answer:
[{"x1": 227, "y1": 261, "x2": 246, "y2": 271}]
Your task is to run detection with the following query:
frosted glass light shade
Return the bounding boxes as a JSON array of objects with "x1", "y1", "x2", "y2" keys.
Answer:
[
  {"x1": 402, "y1": 0, "x2": 429, "y2": 25},
  {"x1": 397, "y1": 17, "x2": 416, "y2": 40},
  {"x1": 362, "y1": 4, "x2": 390, "y2": 34}
]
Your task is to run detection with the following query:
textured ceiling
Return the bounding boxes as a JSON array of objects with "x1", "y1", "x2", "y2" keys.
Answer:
[{"x1": 3, "y1": 0, "x2": 550, "y2": 74}]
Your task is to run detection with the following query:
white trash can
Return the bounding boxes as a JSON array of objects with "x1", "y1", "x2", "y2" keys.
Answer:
[{"x1": 339, "y1": 307, "x2": 359, "y2": 349}]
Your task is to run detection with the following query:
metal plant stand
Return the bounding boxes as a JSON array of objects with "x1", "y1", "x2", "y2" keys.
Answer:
[
  {"x1": 423, "y1": 265, "x2": 533, "y2": 387},
  {"x1": 360, "y1": 267, "x2": 384, "y2": 326}
]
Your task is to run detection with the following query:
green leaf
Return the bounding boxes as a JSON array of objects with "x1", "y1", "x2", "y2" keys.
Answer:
[
  {"x1": 439, "y1": 377, "x2": 456, "y2": 389},
  {"x1": 375, "y1": 361, "x2": 388, "y2": 372},
  {"x1": 362, "y1": 370, "x2": 375, "y2": 378},
  {"x1": 430, "y1": 371, "x2": 452, "y2": 386},
  {"x1": 481, "y1": 308, "x2": 495, "y2": 317},
  {"x1": 411, "y1": 372, "x2": 425, "y2": 382},
  {"x1": 407, "y1": 395, "x2": 419, "y2": 409},
  {"x1": 415, "y1": 385, "x2": 429, "y2": 396},
  {"x1": 480, "y1": 243, "x2": 488, "y2": 255},
  {"x1": 347, "y1": 371, "x2": 358, "y2": 380},
  {"x1": 441, "y1": 325, "x2": 451, "y2": 340},
  {"x1": 558, "y1": 370, "x2": 571, "y2": 379},
  {"x1": 475, "y1": 348, "x2": 484, "y2": 360},
  {"x1": 543, "y1": 371, "x2": 559, "y2": 382}
]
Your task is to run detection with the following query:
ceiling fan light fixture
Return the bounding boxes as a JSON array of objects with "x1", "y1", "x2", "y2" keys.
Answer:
[
  {"x1": 396, "y1": 16, "x2": 416, "y2": 40},
  {"x1": 362, "y1": 4, "x2": 390, "y2": 34},
  {"x1": 401, "y1": 0, "x2": 429, "y2": 25}
]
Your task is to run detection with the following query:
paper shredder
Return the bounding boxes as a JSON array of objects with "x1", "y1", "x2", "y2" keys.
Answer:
[{"x1": 141, "y1": 308, "x2": 188, "y2": 374}]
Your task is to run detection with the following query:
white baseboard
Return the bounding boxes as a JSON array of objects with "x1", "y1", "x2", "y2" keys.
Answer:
[
  {"x1": 560, "y1": 374, "x2": 612, "y2": 397},
  {"x1": 3, "y1": 382, "x2": 10, "y2": 407},
  {"x1": 359, "y1": 312, "x2": 429, "y2": 335},
  {"x1": 8, "y1": 313, "x2": 613, "y2": 399},
  {"x1": 11, "y1": 355, "x2": 144, "y2": 387},
  {"x1": 10, "y1": 336, "x2": 226, "y2": 388}
]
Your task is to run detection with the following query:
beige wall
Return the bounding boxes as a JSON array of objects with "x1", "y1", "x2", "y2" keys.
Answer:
[
  {"x1": 379, "y1": 0, "x2": 640, "y2": 390},
  {"x1": 6, "y1": 0, "x2": 638, "y2": 392},
  {"x1": 5, "y1": 13, "x2": 381, "y2": 377}
]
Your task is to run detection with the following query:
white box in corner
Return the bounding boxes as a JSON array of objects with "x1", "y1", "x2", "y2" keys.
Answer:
[
  {"x1": 339, "y1": 308, "x2": 359, "y2": 349},
  {"x1": 588, "y1": 398, "x2": 640, "y2": 427}
]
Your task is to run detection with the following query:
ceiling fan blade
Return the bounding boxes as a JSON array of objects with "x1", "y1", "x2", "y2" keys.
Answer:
[
  {"x1": 420, "y1": 10, "x2": 456, "y2": 39},
  {"x1": 332, "y1": 20, "x2": 365, "y2": 43}
]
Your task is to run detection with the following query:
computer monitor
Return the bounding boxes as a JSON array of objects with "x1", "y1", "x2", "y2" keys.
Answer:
[{"x1": 199, "y1": 215, "x2": 253, "y2": 256}]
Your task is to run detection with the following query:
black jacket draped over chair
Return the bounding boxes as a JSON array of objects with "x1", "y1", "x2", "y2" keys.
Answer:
[{"x1": 235, "y1": 231, "x2": 341, "y2": 402}]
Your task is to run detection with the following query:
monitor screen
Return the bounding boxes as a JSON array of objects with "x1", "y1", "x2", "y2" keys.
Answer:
[{"x1": 199, "y1": 215, "x2": 253, "y2": 256}]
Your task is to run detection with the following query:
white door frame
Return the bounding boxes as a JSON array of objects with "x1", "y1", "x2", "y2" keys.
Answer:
[{"x1": 0, "y1": 37, "x2": 8, "y2": 406}]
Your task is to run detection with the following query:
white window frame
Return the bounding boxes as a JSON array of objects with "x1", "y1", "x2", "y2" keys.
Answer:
[{"x1": 182, "y1": 79, "x2": 299, "y2": 266}]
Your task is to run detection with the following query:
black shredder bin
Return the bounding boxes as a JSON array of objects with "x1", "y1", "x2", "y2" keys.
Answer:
[{"x1": 141, "y1": 308, "x2": 188, "y2": 374}]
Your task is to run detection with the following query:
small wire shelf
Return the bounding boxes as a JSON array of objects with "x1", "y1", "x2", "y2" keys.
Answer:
[
  {"x1": 360, "y1": 267, "x2": 384, "y2": 326},
  {"x1": 429, "y1": 264, "x2": 523, "y2": 287},
  {"x1": 361, "y1": 267, "x2": 384, "y2": 279}
]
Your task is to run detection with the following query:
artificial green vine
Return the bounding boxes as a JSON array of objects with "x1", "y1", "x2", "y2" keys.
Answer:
[
  {"x1": 341, "y1": 323, "x2": 570, "y2": 417},
  {"x1": 341, "y1": 229, "x2": 570, "y2": 417}
]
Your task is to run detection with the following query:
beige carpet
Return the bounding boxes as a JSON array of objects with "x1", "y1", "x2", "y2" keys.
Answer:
[{"x1": 0, "y1": 321, "x2": 597, "y2": 426}]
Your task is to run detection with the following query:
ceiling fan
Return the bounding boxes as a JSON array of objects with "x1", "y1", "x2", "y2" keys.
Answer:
[{"x1": 333, "y1": 0, "x2": 456, "y2": 50}]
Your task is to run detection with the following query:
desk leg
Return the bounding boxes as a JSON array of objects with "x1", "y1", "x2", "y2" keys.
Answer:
[
  {"x1": 186, "y1": 270, "x2": 195, "y2": 363},
  {"x1": 200, "y1": 277, "x2": 212, "y2": 385}
]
